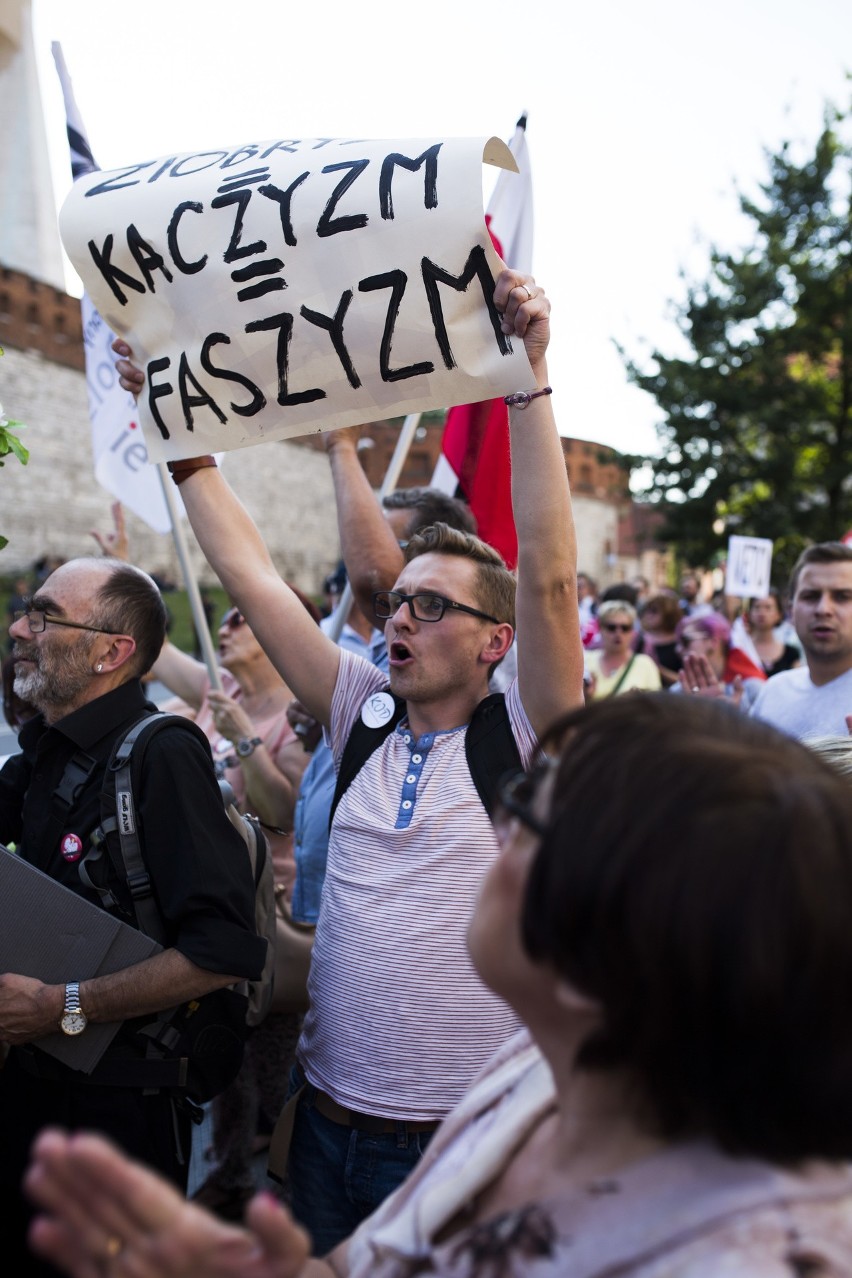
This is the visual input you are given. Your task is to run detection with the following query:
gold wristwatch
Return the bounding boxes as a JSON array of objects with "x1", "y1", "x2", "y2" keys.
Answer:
[{"x1": 60, "y1": 981, "x2": 88, "y2": 1036}]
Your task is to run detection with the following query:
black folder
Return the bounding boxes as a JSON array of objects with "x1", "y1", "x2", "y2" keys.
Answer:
[{"x1": 0, "y1": 843, "x2": 161, "y2": 1072}]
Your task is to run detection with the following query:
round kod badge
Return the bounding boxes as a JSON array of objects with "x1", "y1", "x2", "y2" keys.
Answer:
[
  {"x1": 361, "y1": 692, "x2": 396, "y2": 729},
  {"x1": 60, "y1": 833, "x2": 84, "y2": 863}
]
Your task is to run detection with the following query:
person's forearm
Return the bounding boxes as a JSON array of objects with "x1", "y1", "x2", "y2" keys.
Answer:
[
  {"x1": 509, "y1": 357, "x2": 576, "y2": 588},
  {"x1": 79, "y1": 948, "x2": 238, "y2": 1023},
  {"x1": 239, "y1": 747, "x2": 298, "y2": 831},
  {"x1": 179, "y1": 467, "x2": 281, "y2": 606},
  {"x1": 177, "y1": 467, "x2": 341, "y2": 723},
  {"x1": 151, "y1": 640, "x2": 209, "y2": 710},
  {"x1": 509, "y1": 356, "x2": 584, "y2": 730},
  {"x1": 325, "y1": 432, "x2": 405, "y2": 617}
]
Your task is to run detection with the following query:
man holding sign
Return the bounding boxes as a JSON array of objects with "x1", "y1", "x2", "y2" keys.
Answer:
[{"x1": 114, "y1": 269, "x2": 581, "y2": 1250}]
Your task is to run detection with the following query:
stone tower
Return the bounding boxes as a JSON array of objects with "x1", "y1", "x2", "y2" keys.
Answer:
[{"x1": 0, "y1": 0, "x2": 64, "y2": 287}]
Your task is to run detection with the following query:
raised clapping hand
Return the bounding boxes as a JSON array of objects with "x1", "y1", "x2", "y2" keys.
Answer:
[
  {"x1": 677, "y1": 654, "x2": 743, "y2": 708},
  {"x1": 26, "y1": 1129, "x2": 316, "y2": 1278}
]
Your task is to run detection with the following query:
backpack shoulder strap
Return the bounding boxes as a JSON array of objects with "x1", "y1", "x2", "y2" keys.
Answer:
[
  {"x1": 465, "y1": 692, "x2": 521, "y2": 818},
  {"x1": 80, "y1": 712, "x2": 205, "y2": 943},
  {"x1": 328, "y1": 690, "x2": 520, "y2": 829},
  {"x1": 328, "y1": 692, "x2": 407, "y2": 831}
]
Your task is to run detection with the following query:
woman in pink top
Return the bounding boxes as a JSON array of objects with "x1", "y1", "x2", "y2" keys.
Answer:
[{"x1": 27, "y1": 696, "x2": 852, "y2": 1276}]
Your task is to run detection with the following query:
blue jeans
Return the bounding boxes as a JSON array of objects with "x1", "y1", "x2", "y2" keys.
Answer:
[{"x1": 286, "y1": 1065, "x2": 435, "y2": 1256}]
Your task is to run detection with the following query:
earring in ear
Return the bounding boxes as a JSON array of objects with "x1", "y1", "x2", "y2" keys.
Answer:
[{"x1": 96, "y1": 663, "x2": 103, "y2": 673}]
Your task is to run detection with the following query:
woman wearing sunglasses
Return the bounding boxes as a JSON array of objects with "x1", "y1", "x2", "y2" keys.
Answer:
[
  {"x1": 583, "y1": 601, "x2": 661, "y2": 700},
  {"x1": 26, "y1": 694, "x2": 852, "y2": 1276}
]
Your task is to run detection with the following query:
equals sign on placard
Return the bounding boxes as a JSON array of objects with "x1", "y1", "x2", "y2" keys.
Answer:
[
  {"x1": 211, "y1": 169, "x2": 289, "y2": 299},
  {"x1": 231, "y1": 258, "x2": 288, "y2": 301}
]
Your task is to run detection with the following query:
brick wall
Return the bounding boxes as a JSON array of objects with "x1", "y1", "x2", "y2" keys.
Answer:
[{"x1": 0, "y1": 342, "x2": 341, "y2": 594}]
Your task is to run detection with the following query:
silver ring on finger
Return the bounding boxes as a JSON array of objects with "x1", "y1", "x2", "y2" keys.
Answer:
[{"x1": 519, "y1": 283, "x2": 534, "y2": 301}]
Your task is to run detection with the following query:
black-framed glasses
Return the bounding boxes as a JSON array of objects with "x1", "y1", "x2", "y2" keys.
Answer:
[
  {"x1": 372, "y1": 590, "x2": 500, "y2": 625},
  {"x1": 13, "y1": 607, "x2": 120, "y2": 637},
  {"x1": 603, "y1": 623, "x2": 633, "y2": 633},
  {"x1": 494, "y1": 764, "x2": 553, "y2": 838},
  {"x1": 221, "y1": 608, "x2": 246, "y2": 630}
]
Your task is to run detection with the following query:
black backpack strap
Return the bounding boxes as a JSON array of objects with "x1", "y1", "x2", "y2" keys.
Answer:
[
  {"x1": 52, "y1": 749, "x2": 99, "y2": 812},
  {"x1": 328, "y1": 689, "x2": 520, "y2": 828},
  {"x1": 45, "y1": 748, "x2": 100, "y2": 859},
  {"x1": 328, "y1": 692, "x2": 407, "y2": 830},
  {"x1": 105, "y1": 713, "x2": 172, "y2": 945},
  {"x1": 80, "y1": 712, "x2": 202, "y2": 941},
  {"x1": 465, "y1": 692, "x2": 521, "y2": 818}
]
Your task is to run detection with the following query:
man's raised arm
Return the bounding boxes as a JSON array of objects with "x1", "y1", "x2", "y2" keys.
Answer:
[
  {"x1": 323, "y1": 427, "x2": 405, "y2": 624},
  {"x1": 114, "y1": 341, "x2": 340, "y2": 727},
  {"x1": 497, "y1": 273, "x2": 583, "y2": 738}
]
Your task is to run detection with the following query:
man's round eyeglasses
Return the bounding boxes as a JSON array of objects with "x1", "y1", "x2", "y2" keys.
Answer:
[
  {"x1": 372, "y1": 590, "x2": 499, "y2": 625},
  {"x1": 13, "y1": 608, "x2": 120, "y2": 636}
]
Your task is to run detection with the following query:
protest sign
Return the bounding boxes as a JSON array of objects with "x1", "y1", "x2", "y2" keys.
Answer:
[
  {"x1": 725, "y1": 535, "x2": 773, "y2": 599},
  {"x1": 59, "y1": 135, "x2": 531, "y2": 463}
]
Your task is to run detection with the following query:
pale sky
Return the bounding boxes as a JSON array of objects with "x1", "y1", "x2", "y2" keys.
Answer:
[{"x1": 32, "y1": 0, "x2": 851, "y2": 459}]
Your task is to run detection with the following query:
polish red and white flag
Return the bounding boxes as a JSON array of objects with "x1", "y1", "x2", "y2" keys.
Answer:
[{"x1": 431, "y1": 114, "x2": 533, "y2": 569}]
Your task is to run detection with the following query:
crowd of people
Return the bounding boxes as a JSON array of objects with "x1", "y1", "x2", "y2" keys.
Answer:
[
  {"x1": 575, "y1": 560, "x2": 851, "y2": 728},
  {"x1": 2, "y1": 271, "x2": 852, "y2": 1277}
]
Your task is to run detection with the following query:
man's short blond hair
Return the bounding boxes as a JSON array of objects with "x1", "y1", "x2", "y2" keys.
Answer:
[{"x1": 404, "y1": 523, "x2": 516, "y2": 630}]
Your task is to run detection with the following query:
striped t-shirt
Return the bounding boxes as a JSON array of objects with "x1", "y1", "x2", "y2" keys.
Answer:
[{"x1": 297, "y1": 648, "x2": 534, "y2": 1120}]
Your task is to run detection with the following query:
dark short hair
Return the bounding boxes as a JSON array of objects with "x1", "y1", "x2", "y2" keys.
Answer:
[
  {"x1": 640, "y1": 593, "x2": 683, "y2": 633},
  {"x1": 788, "y1": 541, "x2": 852, "y2": 599},
  {"x1": 522, "y1": 695, "x2": 852, "y2": 1162},
  {"x1": 382, "y1": 487, "x2": 477, "y2": 537},
  {"x1": 404, "y1": 522, "x2": 515, "y2": 628},
  {"x1": 94, "y1": 561, "x2": 168, "y2": 678},
  {"x1": 747, "y1": 586, "x2": 784, "y2": 621},
  {"x1": 600, "y1": 582, "x2": 639, "y2": 608}
]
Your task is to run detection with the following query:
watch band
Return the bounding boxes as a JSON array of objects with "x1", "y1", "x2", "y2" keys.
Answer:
[
  {"x1": 60, "y1": 981, "x2": 88, "y2": 1036},
  {"x1": 236, "y1": 736, "x2": 263, "y2": 759}
]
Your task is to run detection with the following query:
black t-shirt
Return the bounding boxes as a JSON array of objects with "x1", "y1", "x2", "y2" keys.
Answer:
[
  {"x1": 0, "y1": 679, "x2": 266, "y2": 979},
  {"x1": 763, "y1": 644, "x2": 800, "y2": 678}
]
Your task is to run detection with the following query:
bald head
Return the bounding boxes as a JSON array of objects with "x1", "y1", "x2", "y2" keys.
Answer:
[{"x1": 44, "y1": 558, "x2": 168, "y2": 679}]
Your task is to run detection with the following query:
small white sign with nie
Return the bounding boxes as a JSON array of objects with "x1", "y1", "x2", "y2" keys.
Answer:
[{"x1": 725, "y1": 536, "x2": 773, "y2": 599}]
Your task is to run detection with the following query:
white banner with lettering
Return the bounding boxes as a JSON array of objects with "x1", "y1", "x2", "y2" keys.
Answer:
[
  {"x1": 725, "y1": 535, "x2": 773, "y2": 599},
  {"x1": 59, "y1": 135, "x2": 531, "y2": 463}
]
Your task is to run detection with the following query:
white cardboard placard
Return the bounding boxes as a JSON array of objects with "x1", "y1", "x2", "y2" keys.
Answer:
[
  {"x1": 725, "y1": 535, "x2": 773, "y2": 598},
  {"x1": 59, "y1": 135, "x2": 531, "y2": 463}
]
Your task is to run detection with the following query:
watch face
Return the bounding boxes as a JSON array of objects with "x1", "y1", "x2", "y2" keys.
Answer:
[{"x1": 60, "y1": 1011, "x2": 87, "y2": 1036}]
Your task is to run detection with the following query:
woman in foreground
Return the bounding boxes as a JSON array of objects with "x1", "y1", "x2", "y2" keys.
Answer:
[{"x1": 25, "y1": 696, "x2": 852, "y2": 1276}]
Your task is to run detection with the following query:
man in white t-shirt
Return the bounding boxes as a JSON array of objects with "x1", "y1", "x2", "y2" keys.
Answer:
[
  {"x1": 750, "y1": 543, "x2": 852, "y2": 740},
  {"x1": 114, "y1": 270, "x2": 582, "y2": 1255}
]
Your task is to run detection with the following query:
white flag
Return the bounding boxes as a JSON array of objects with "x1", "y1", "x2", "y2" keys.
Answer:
[
  {"x1": 52, "y1": 42, "x2": 178, "y2": 533},
  {"x1": 486, "y1": 112, "x2": 533, "y2": 275}
]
